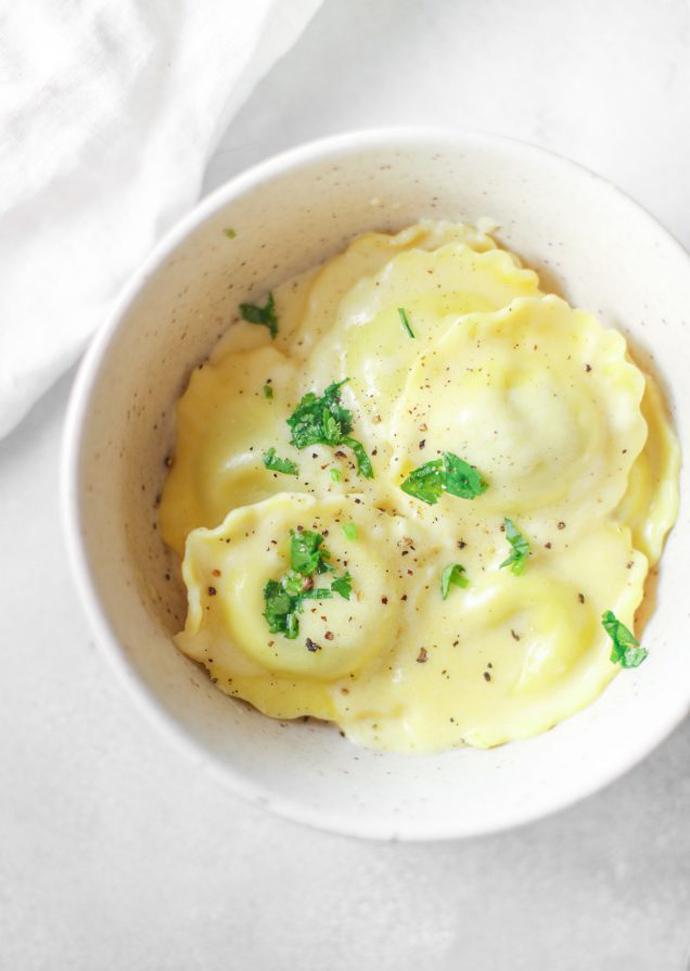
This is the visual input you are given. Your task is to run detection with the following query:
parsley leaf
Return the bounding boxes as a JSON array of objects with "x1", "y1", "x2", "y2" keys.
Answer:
[
  {"x1": 443, "y1": 453, "x2": 488, "y2": 499},
  {"x1": 401, "y1": 452, "x2": 487, "y2": 505},
  {"x1": 262, "y1": 530, "x2": 355, "y2": 639},
  {"x1": 263, "y1": 383, "x2": 273, "y2": 399},
  {"x1": 342, "y1": 436, "x2": 374, "y2": 478},
  {"x1": 602, "y1": 610, "x2": 648, "y2": 668},
  {"x1": 281, "y1": 569, "x2": 307, "y2": 596},
  {"x1": 286, "y1": 379, "x2": 374, "y2": 478},
  {"x1": 224, "y1": 227, "x2": 237, "y2": 239},
  {"x1": 400, "y1": 457, "x2": 445, "y2": 504},
  {"x1": 441, "y1": 563, "x2": 468, "y2": 599},
  {"x1": 330, "y1": 467, "x2": 341, "y2": 483},
  {"x1": 398, "y1": 307, "x2": 415, "y2": 338},
  {"x1": 290, "y1": 529, "x2": 332, "y2": 575},
  {"x1": 262, "y1": 448, "x2": 298, "y2": 477},
  {"x1": 500, "y1": 518, "x2": 530, "y2": 574},
  {"x1": 342, "y1": 522, "x2": 357, "y2": 541},
  {"x1": 299, "y1": 587, "x2": 334, "y2": 601},
  {"x1": 287, "y1": 380, "x2": 348, "y2": 447},
  {"x1": 331, "y1": 571, "x2": 353, "y2": 600},
  {"x1": 263, "y1": 580, "x2": 298, "y2": 638},
  {"x1": 239, "y1": 292, "x2": 278, "y2": 338}
]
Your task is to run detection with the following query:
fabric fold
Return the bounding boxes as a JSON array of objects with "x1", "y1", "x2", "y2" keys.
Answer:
[{"x1": 0, "y1": 0, "x2": 323, "y2": 438}]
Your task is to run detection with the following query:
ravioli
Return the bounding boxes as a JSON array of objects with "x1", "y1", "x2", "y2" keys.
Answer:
[
  {"x1": 160, "y1": 221, "x2": 679, "y2": 753},
  {"x1": 302, "y1": 242, "x2": 542, "y2": 448},
  {"x1": 159, "y1": 346, "x2": 301, "y2": 556},
  {"x1": 390, "y1": 296, "x2": 647, "y2": 534},
  {"x1": 345, "y1": 521, "x2": 647, "y2": 751},
  {"x1": 613, "y1": 374, "x2": 680, "y2": 565},
  {"x1": 176, "y1": 493, "x2": 437, "y2": 723}
]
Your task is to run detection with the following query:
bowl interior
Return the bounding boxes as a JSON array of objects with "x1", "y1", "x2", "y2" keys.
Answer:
[{"x1": 67, "y1": 131, "x2": 690, "y2": 839}]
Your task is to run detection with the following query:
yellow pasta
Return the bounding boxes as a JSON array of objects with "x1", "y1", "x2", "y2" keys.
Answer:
[{"x1": 160, "y1": 222, "x2": 679, "y2": 752}]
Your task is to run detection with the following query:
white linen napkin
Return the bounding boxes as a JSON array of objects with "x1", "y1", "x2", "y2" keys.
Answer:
[{"x1": 0, "y1": 0, "x2": 323, "y2": 439}]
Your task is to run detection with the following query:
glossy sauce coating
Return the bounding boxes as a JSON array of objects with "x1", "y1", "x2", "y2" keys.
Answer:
[{"x1": 160, "y1": 222, "x2": 679, "y2": 752}]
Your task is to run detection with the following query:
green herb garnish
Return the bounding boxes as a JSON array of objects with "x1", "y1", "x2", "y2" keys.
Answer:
[
  {"x1": 331, "y1": 571, "x2": 352, "y2": 600},
  {"x1": 400, "y1": 452, "x2": 488, "y2": 505},
  {"x1": 263, "y1": 383, "x2": 273, "y2": 399},
  {"x1": 441, "y1": 563, "x2": 468, "y2": 599},
  {"x1": 290, "y1": 529, "x2": 332, "y2": 575},
  {"x1": 262, "y1": 530, "x2": 352, "y2": 639},
  {"x1": 330, "y1": 467, "x2": 341, "y2": 483},
  {"x1": 602, "y1": 610, "x2": 648, "y2": 668},
  {"x1": 262, "y1": 580, "x2": 334, "y2": 639},
  {"x1": 239, "y1": 292, "x2": 278, "y2": 339},
  {"x1": 342, "y1": 522, "x2": 358, "y2": 541},
  {"x1": 398, "y1": 307, "x2": 415, "y2": 338},
  {"x1": 224, "y1": 227, "x2": 237, "y2": 239},
  {"x1": 499, "y1": 518, "x2": 530, "y2": 574},
  {"x1": 263, "y1": 579, "x2": 300, "y2": 638},
  {"x1": 401, "y1": 457, "x2": 445, "y2": 504},
  {"x1": 286, "y1": 379, "x2": 373, "y2": 478},
  {"x1": 444, "y1": 453, "x2": 488, "y2": 499},
  {"x1": 344, "y1": 438, "x2": 374, "y2": 479},
  {"x1": 262, "y1": 448, "x2": 298, "y2": 477}
]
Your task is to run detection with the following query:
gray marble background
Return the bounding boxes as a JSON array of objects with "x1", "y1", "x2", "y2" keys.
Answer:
[{"x1": 2, "y1": 1, "x2": 689, "y2": 967}]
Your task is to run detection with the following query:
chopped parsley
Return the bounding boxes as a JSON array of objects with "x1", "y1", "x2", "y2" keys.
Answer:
[
  {"x1": 500, "y1": 518, "x2": 530, "y2": 574},
  {"x1": 290, "y1": 529, "x2": 332, "y2": 575},
  {"x1": 398, "y1": 307, "x2": 415, "y2": 338},
  {"x1": 263, "y1": 383, "x2": 273, "y2": 399},
  {"x1": 441, "y1": 563, "x2": 468, "y2": 599},
  {"x1": 330, "y1": 467, "x2": 341, "y2": 483},
  {"x1": 286, "y1": 379, "x2": 373, "y2": 478},
  {"x1": 262, "y1": 448, "x2": 298, "y2": 477},
  {"x1": 262, "y1": 578, "x2": 334, "y2": 639},
  {"x1": 263, "y1": 580, "x2": 300, "y2": 638},
  {"x1": 602, "y1": 610, "x2": 648, "y2": 668},
  {"x1": 223, "y1": 227, "x2": 237, "y2": 239},
  {"x1": 342, "y1": 522, "x2": 358, "y2": 541},
  {"x1": 262, "y1": 529, "x2": 352, "y2": 639},
  {"x1": 239, "y1": 292, "x2": 278, "y2": 339},
  {"x1": 444, "y1": 453, "x2": 489, "y2": 499},
  {"x1": 401, "y1": 457, "x2": 444, "y2": 504},
  {"x1": 401, "y1": 452, "x2": 488, "y2": 505},
  {"x1": 345, "y1": 438, "x2": 374, "y2": 479},
  {"x1": 331, "y1": 571, "x2": 353, "y2": 600}
]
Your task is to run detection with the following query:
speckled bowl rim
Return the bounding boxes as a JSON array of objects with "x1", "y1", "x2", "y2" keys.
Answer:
[{"x1": 62, "y1": 127, "x2": 690, "y2": 841}]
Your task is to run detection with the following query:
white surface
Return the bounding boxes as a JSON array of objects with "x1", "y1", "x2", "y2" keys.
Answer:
[
  {"x1": 0, "y1": 0, "x2": 321, "y2": 438},
  {"x1": 65, "y1": 127, "x2": 690, "y2": 841},
  {"x1": 3, "y1": 0, "x2": 690, "y2": 965}
]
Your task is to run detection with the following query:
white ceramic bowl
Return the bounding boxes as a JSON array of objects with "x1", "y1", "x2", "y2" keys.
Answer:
[{"x1": 63, "y1": 128, "x2": 689, "y2": 840}]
